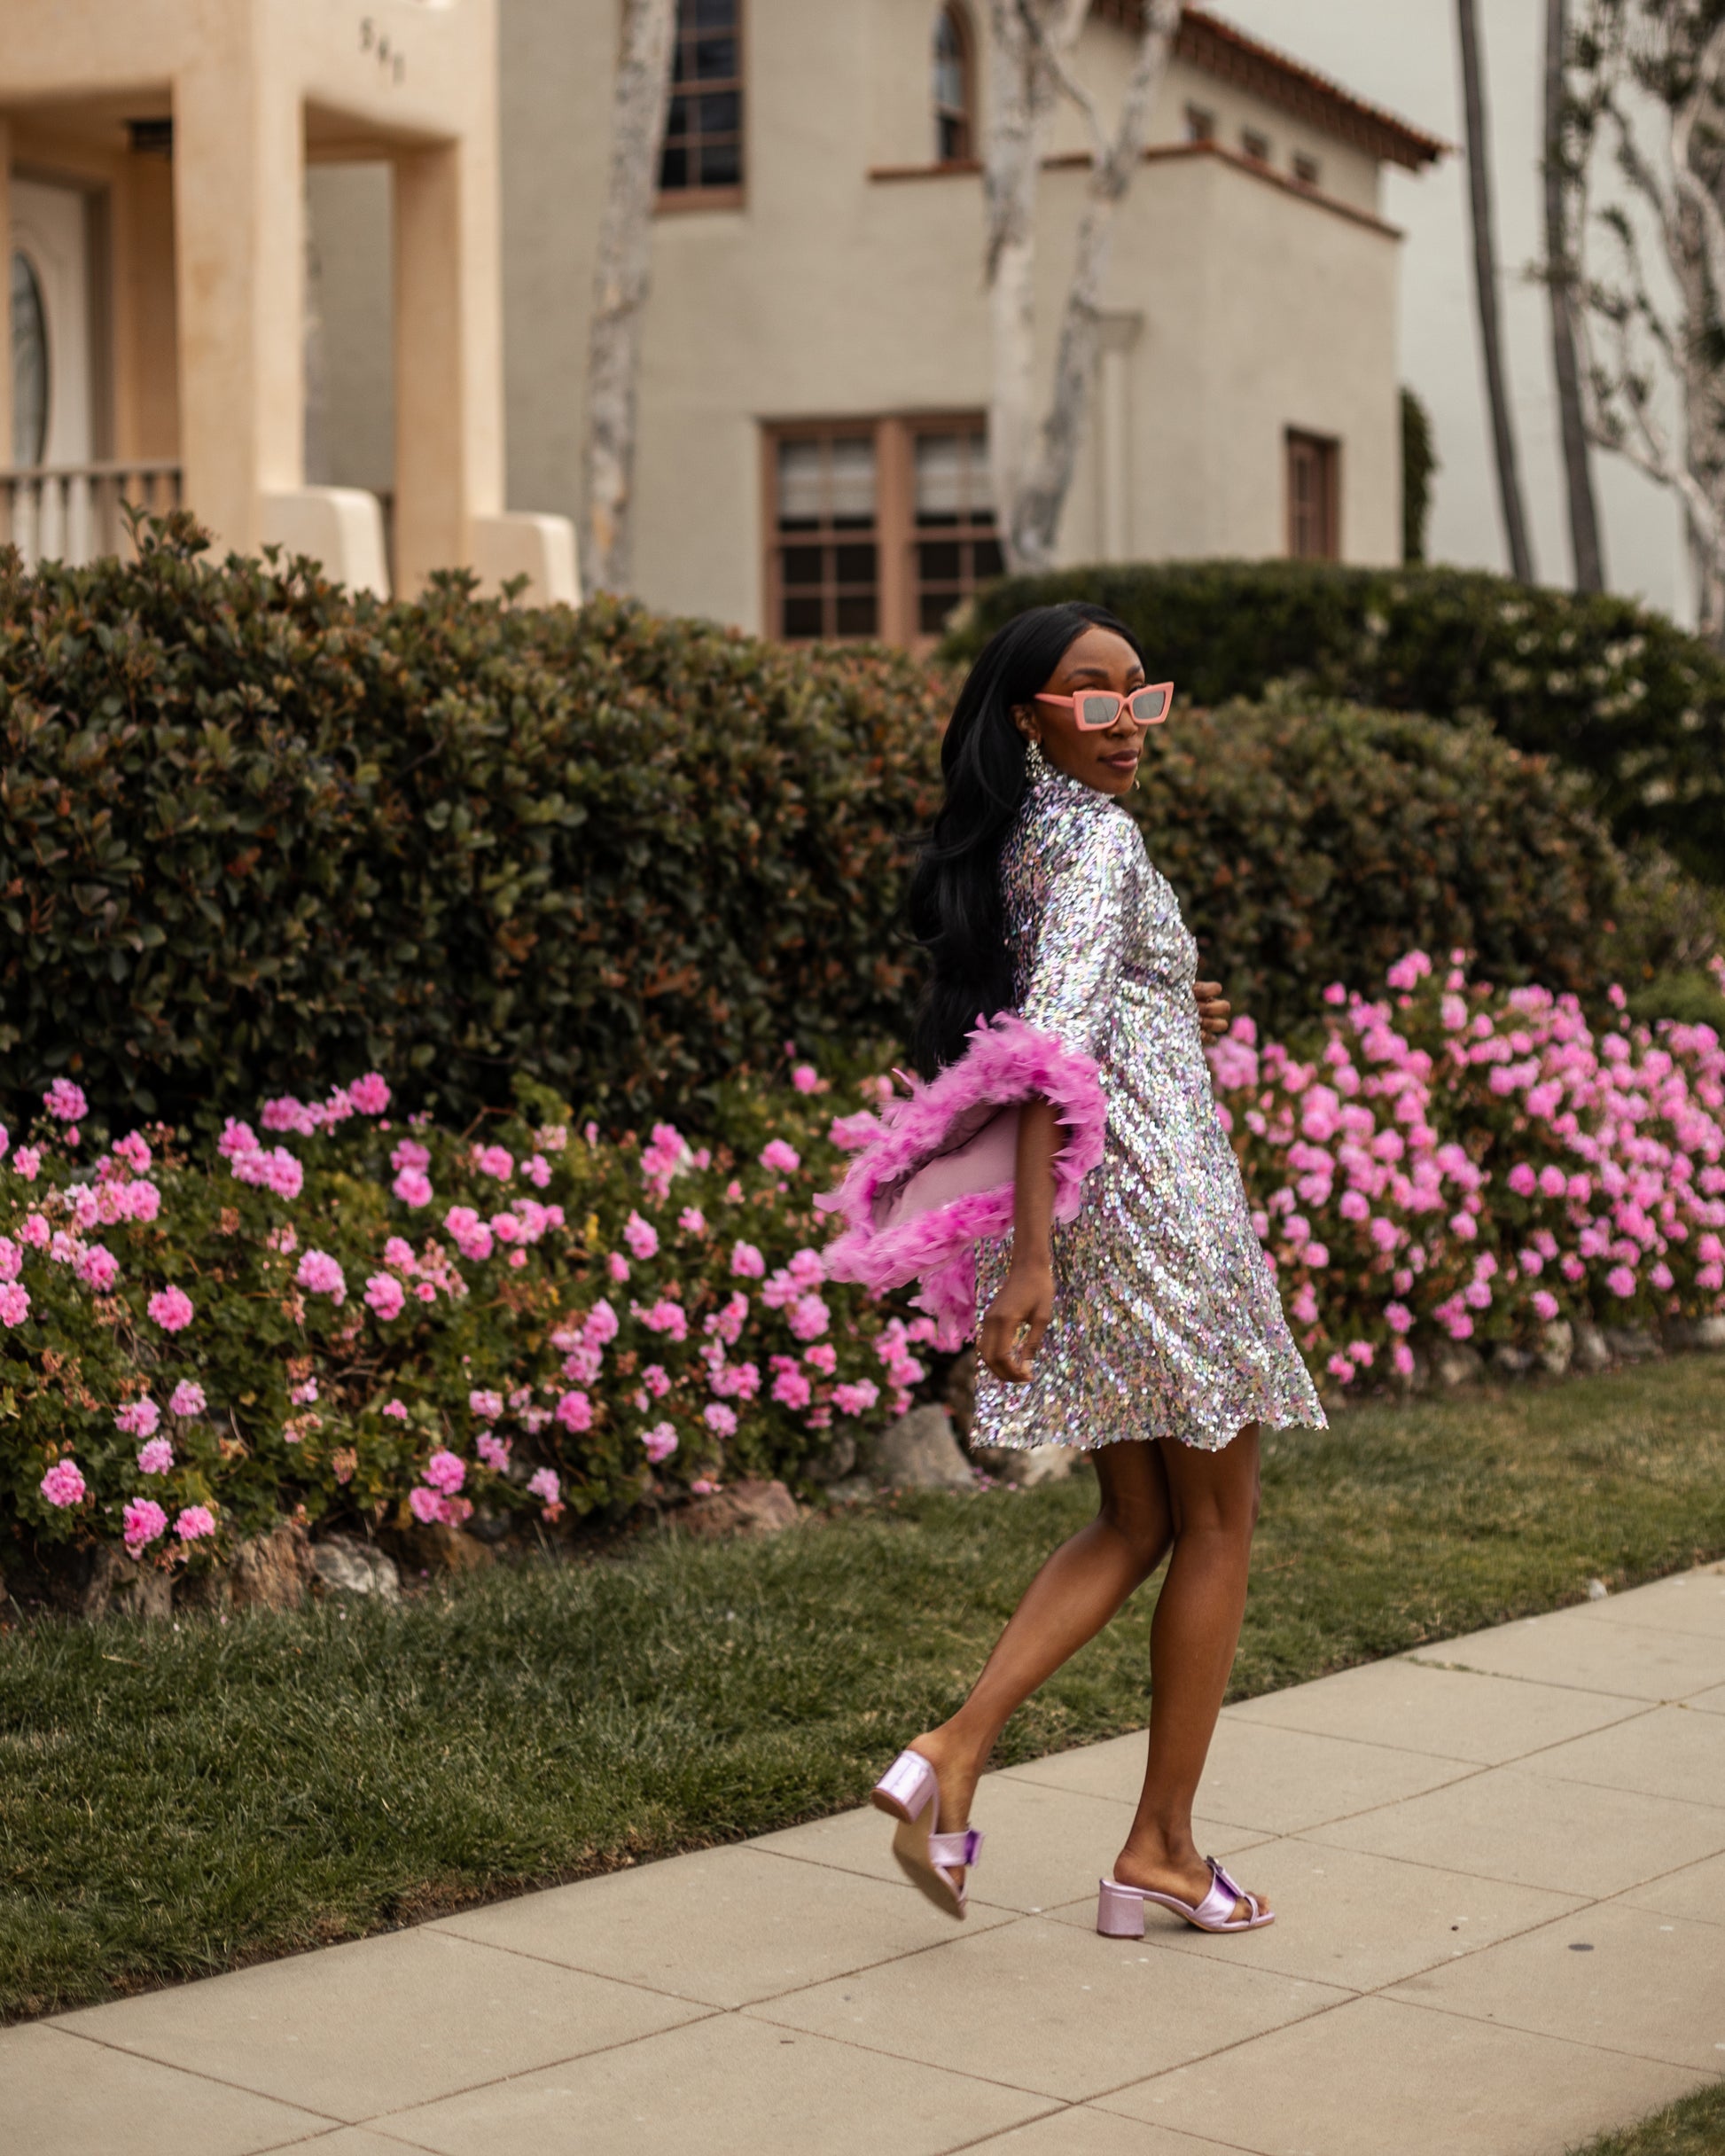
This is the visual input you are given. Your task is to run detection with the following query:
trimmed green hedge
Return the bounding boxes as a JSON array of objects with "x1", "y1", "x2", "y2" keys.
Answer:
[
  {"x1": 946, "y1": 559, "x2": 1725, "y2": 883},
  {"x1": 0, "y1": 519, "x2": 944, "y2": 1127},
  {"x1": 1129, "y1": 691, "x2": 1682, "y2": 1040},
  {"x1": 0, "y1": 523, "x2": 1705, "y2": 1128}
]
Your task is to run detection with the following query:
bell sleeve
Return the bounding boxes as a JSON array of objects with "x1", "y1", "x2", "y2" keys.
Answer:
[{"x1": 817, "y1": 811, "x2": 1131, "y2": 1346}]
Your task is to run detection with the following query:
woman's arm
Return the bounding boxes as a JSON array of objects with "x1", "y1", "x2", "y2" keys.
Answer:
[{"x1": 978, "y1": 1097, "x2": 1061, "y2": 1383}]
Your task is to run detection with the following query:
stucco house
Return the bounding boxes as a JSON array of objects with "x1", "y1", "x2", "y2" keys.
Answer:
[
  {"x1": 0, "y1": 0, "x2": 574, "y2": 602},
  {"x1": 4, "y1": 2, "x2": 1440, "y2": 640}
]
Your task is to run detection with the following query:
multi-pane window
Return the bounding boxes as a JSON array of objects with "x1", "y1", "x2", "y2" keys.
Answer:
[
  {"x1": 773, "y1": 434, "x2": 879, "y2": 639},
  {"x1": 1286, "y1": 430, "x2": 1340, "y2": 559},
  {"x1": 660, "y1": 0, "x2": 745, "y2": 198},
  {"x1": 933, "y1": 4, "x2": 972, "y2": 163},
  {"x1": 913, "y1": 430, "x2": 1003, "y2": 635},
  {"x1": 766, "y1": 419, "x2": 1003, "y2": 644}
]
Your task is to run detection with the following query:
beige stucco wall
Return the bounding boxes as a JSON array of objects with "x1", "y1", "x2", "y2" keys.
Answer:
[
  {"x1": 301, "y1": 0, "x2": 1409, "y2": 624},
  {"x1": 490, "y1": 0, "x2": 1402, "y2": 630},
  {"x1": 3, "y1": 0, "x2": 507, "y2": 583}
]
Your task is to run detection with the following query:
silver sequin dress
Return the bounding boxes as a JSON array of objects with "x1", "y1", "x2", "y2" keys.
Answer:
[{"x1": 972, "y1": 753, "x2": 1326, "y2": 1454}]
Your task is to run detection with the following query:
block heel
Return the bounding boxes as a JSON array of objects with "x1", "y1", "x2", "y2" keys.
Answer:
[
  {"x1": 1096, "y1": 1878, "x2": 1148, "y2": 1937},
  {"x1": 870, "y1": 1747, "x2": 983, "y2": 1919}
]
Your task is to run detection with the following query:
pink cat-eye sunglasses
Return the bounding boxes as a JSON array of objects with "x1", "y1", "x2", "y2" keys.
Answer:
[{"x1": 1034, "y1": 683, "x2": 1174, "y2": 730}]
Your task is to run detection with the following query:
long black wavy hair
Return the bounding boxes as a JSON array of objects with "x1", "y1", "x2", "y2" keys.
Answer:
[{"x1": 907, "y1": 601, "x2": 1148, "y2": 1074}]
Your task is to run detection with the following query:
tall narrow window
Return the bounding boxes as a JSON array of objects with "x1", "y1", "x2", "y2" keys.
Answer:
[
  {"x1": 913, "y1": 426, "x2": 1002, "y2": 634},
  {"x1": 660, "y1": 0, "x2": 745, "y2": 199},
  {"x1": 933, "y1": 4, "x2": 973, "y2": 164},
  {"x1": 1241, "y1": 128, "x2": 1271, "y2": 164},
  {"x1": 1183, "y1": 104, "x2": 1215, "y2": 144},
  {"x1": 1286, "y1": 430, "x2": 1340, "y2": 559},
  {"x1": 771, "y1": 432, "x2": 878, "y2": 638}
]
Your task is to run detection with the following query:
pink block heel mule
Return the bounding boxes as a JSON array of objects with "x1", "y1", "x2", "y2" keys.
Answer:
[
  {"x1": 870, "y1": 1748, "x2": 983, "y2": 1918},
  {"x1": 1097, "y1": 1856, "x2": 1274, "y2": 1937}
]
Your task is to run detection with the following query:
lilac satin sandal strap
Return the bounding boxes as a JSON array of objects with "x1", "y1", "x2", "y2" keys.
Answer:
[
  {"x1": 1202, "y1": 1858, "x2": 1253, "y2": 1924},
  {"x1": 927, "y1": 1827, "x2": 983, "y2": 1869}
]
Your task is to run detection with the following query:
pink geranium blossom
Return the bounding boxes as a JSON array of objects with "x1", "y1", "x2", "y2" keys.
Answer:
[
  {"x1": 704, "y1": 1402, "x2": 738, "y2": 1436},
  {"x1": 350, "y1": 1073, "x2": 391, "y2": 1114},
  {"x1": 40, "y1": 1459, "x2": 85, "y2": 1507},
  {"x1": 393, "y1": 1167, "x2": 433, "y2": 1207},
  {"x1": 424, "y1": 1449, "x2": 466, "y2": 1495},
  {"x1": 623, "y1": 1211, "x2": 660, "y2": 1261},
  {"x1": 147, "y1": 1285, "x2": 196, "y2": 1332},
  {"x1": 364, "y1": 1272, "x2": 406, "y2": 1320},
  {"x1": 295, "y1": 1251, "x2": 347, "y2": 1303},
  {"x1": 169, "y1": 1380, "x2": 207, "y2": 1417},
  {"x1": 0, "y1": 1282, "x2": 27, "y2": 1327},
  {"x1": 382, "y1": 1398, "x2": 410, "y2": 1421},
  {"x1": 175, "y1": 1505, "x2": 216, "y2": 1542},
  {"x1": 641, "y1": 1422, "x2": 678, "y2": 1464},
  {"x1": 124, "y1": 1498, "x2": 168, "y2": 1554},
  {"x1": 477, "y1": 1432, "x2": 511, "y2": 1472},
  {"x1": 527, "y1": 1466, "x2": 562, "y2": 1512},
  {"x1": 731, "y1": 1241, "x2": 765, "y2": 1278},
  {"x1": 44, "y1": 1077, "x2": 88, "y2": 1122},
  {"x1": 76, "y1": 1244, "x2": 120, "y2": 1292},
  {"x1": 115, "y1": 1399, "x2": 161, "y2": 1438},
  {"x1": 408, "y1": 1486, "x2": 441, "y2": 1525},
  {"x1": 759, "y1": 1138, "x2": 800, "y2": 1174}
]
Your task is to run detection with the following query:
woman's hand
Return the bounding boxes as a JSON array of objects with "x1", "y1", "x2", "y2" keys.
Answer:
[
  {"x1": 1195, "y1": 980, "x2": 1233, "y2": 1043},
  {"x1": 980, "y1": 1258, "x2": 1055, "y2": 1383}
]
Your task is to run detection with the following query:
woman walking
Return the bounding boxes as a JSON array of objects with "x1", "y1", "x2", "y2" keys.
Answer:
[{"x1": 824, "y1": 603, "x2": 1324, "y2": 1939}]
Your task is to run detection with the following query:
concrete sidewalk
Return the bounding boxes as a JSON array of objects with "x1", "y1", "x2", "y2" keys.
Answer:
[{"x1": 8, "y1": 1566, "x2": 1725, "y2": 2156}]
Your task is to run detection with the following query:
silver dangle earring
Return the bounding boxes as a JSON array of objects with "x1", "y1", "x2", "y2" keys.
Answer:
[{"x1": 1023, "y1": 737, "x2": 1048, "y2": 779}]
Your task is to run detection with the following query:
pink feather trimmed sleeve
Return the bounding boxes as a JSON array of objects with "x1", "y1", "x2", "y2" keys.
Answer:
[{"x1": 817, "y1": 1011, "x2": 1107, "y2": 1349}]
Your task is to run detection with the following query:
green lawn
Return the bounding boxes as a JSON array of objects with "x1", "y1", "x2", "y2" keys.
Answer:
[
  {"x1": 1571, "y1": 2080, "x2": 1725, "y2": 2155},
  {"x1": 2, "y1": 1355, "x2": 1722, "y2": 2022}
]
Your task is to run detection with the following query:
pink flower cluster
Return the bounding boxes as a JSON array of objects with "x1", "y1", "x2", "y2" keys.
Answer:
[{"x1": 1206, "y1": 954, "x2": 1725, "y2": 1383}]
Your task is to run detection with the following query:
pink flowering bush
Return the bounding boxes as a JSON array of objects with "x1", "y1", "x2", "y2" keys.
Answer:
[
  {"x1": 1206, "y1": 953, "x2": 1725, "y2": 1387},
  {"x1": 0, "y1": 1059, "x2": 920, "y2": 1580}
]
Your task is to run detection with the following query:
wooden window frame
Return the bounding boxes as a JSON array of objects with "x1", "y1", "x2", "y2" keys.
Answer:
[
  {"x1": 761, "y1": 413, "x2": 1003, "y2": 647},
  {"x1": 1285, "y1": 428, "x2": 1341, "y2": 560},
  {"x1": 656, "y1": 0, "x2": 746, "y2": 214},
  {"x1": 933, "y1": 3, "x2": 975, "y2": 167},
  {"x1": 1292, "y1": 150, "x2": 1322, "y2": 187},
  {"x1": 1183, "y1": 103, "x2": 1216, "y2": 145},
  {"x1": 1240, "y1": 127, "x2": 1271, "y2": 165}
]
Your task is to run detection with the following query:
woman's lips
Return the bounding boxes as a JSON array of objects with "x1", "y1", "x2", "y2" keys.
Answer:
[{"x1": 1101, "y1": 750, "x2": 1137, "y2": 771}]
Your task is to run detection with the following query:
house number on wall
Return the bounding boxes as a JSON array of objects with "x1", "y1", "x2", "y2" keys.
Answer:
[{"x1": 358, "y1": 17, "x2": 408, "y2": 84}]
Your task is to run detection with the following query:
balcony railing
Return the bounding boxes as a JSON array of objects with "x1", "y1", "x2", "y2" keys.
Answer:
[{"x1": 0, "y1": 461, "x2": 183, "y2": 570}]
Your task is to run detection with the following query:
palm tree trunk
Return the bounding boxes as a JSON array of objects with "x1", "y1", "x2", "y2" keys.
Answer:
[
  {"x1": 1458, "y1": 0, "x2": 1536, "y2": 582},
  {"x1": 1544, "y1": 0, "x2": 1604, "y2": 590}
]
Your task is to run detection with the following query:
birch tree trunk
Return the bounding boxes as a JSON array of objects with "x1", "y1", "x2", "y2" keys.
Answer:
[
  {"x1": 1544, "y1": 0, "x2": 1605, "y2": 590},
  {"x1": 981, "y1": 3, "x2": 1061, "y2": 561},
  {"x1": 1011, "y1": 0, "x2": 1181, "y2": 567},
  {"x1": 1458, "y1": 0, "x2": 1536, "y2": 582},
  {"x1": 582, "y1": 0, "x2": 678, "y2": 597}
]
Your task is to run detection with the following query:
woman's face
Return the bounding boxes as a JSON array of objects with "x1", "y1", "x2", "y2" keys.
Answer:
[{"x1": 1013, "y1": 625, "x2": 1149, "y2": 798}]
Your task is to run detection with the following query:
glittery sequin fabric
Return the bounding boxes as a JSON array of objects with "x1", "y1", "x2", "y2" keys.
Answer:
[{"x1": 972, "y1": 754, "x2": 1326, "y2": 1454}]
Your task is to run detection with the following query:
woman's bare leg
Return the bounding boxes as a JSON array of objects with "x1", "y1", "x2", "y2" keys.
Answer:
[
  {"x1": 1112, "y1": 1423, "x2": 1266, "y2": 1920},
  {"x1": 908, "y1": 1441, "x2": 1173, "y2": 1855}
]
